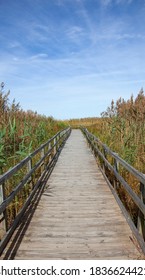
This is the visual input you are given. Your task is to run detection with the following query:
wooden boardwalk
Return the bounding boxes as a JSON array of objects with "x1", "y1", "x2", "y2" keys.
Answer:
[{"x1": 3, "y1": 130, "x2": 142, "y2": 259}]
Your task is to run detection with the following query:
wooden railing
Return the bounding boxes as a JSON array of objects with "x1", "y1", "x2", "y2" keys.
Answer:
[
  {"x1": 82, "y1": 127, "x2": 145, "y2": 255},
  {"x1": 0, "y1": 127, "x2": 71, "y2": 255}
]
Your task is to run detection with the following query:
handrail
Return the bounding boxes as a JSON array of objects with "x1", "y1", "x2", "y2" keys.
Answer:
[
  {"x1": 0, "y1": 130, "x2": 68, "y2": 185},
  {"x1": 0, "y1": 127, "x2": 71, "y2": 255},
  {"x1": 82, "y1": 127, "x2": 145, "y2": 254},
  {"x1": 87, "y1": 132, "x2": 145, "y2": 185}
]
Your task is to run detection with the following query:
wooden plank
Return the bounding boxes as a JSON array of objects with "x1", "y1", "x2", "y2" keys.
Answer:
[{"x1": 1, "y1": 129, "x2": 144, "y2": 260}]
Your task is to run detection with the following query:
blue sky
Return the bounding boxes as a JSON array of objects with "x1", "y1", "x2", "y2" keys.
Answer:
[{"x1": 0, "y1": 0, "x2": 145, "y2": 119}]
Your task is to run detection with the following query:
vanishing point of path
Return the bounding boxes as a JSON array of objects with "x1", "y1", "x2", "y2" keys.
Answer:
[{"x1": 8, "y1": 130, "x2": 142, "y2": 259}]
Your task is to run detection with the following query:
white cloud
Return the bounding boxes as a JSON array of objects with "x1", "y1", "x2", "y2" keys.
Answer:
[
  {"x1": 101, "y1": 0, "x2": 112, "y2": 6},
  {"x1": 116, "y1": 0, "x2": 133, "y2": 4},
  {"x1": 101, "y1": 0, "x2": 133, "y2": 6},
  {"x1": 30, "y1": 53, "x2": 48, "y2": 60},
  {"x1": 9, "y1": 42, "x2": 21, "y2": 49},
  {"x1": 66, "y1": 26, "x2": 85, "y2": 42}
]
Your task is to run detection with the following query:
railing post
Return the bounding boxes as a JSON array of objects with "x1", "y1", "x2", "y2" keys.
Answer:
[
  {"x1": 54, "y1": 137, "x2": 56, "y2": 155},
  {"x1": 27, "y1": 158, "x2": 32, "y2": 174},
  {"x1": 137, "y1": 182, "x2": 145, "y2": 240},
  {"x1": 56, "y1": 134, "x2": 59, "y2": 151},
  {"x1": 63, "y1": 130, "x2": 66, "y2": 142},
  {"x1": 48, "y1": 142, "x2": 52, "y2": 163},
  {"x1": 58, "y1": 132, "x2": 60, "y2": 149},
  {"x1": 89, "y1": 134, "x2": 93, "y2": 150},
  {"x1": 61, "y1": 131, "x2": 64, "y2": 144},
  {"x1": 41, "y1": 146, "x2": 45, "y2": 173},
  {"x1": 84, "y1": 129, "x2": 89, "y2": 148},
  {"x1": 27, "y1": 158, "x2": 33, "y2": 188},
  {"x1": 113, "y1": 154, "x2": 119, "y2": 189},
  {"x1": 0, "y1": 182, "x2": 8, "y2": 237},
  {"x1": 102, "y1": 148, "x2": 107, "y2": 172},
  {"x1": 92, "y1": 137, "x2": 96, "y2": 156},
  {"x1": 60, "y1": 131, "x2": 63, "y2": 147}
]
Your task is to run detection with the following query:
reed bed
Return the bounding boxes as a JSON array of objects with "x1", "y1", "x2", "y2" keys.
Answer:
[
  {"x1": 0, "y1": 83, "x2": 67, "y2": 233},
  {"x1": 68, "y1": 89, "x2": 145, "y2": 223}
]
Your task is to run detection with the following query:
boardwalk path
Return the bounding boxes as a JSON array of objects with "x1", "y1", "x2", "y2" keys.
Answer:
[{"x1": 11, "y1": 130, "x2": 141, "y2": 259}]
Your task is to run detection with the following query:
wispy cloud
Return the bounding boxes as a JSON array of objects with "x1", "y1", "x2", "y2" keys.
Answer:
[
  {"x1": 0, "y1": 0, "x2": 145, "y2": 118},
  {"x1": 66, "y1": 26, "x2": 85, "y2": 38},
  {"x1": 101, "y1": 0, "x2": 112, "y2": 6},
  {"x1": 30, "y1": 53, "x2": 48, "y2": 60},
  {"x1": 8, "y1": 42, "x2": 22, "y2": 49},
  {"x1": 116, "y1": 0, "x2": 133, "y2": 4},
  {"x1": 101, "y1": 0, "x2": 133, "y2": 6}
]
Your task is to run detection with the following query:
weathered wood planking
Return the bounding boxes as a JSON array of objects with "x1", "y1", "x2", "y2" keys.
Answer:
[{"x1": 2, "y1": 129, "x2": 143, "y2": 259}]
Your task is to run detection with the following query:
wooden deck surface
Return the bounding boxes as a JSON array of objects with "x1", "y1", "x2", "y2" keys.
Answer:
[{"x1": 3, "y1": 130, "x2": 142, "y2": 259}]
